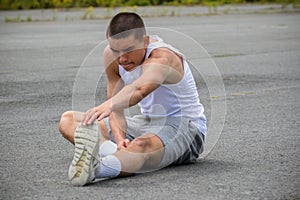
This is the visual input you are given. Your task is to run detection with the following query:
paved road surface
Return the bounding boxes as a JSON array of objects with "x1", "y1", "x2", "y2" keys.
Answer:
[{"x1": 0, "y1": 7, "x2": 299, "y2": 200}]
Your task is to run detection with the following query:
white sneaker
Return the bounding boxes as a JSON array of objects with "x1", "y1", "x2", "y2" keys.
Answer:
[{"x1": 68, "y1": 122, "x2": 101, "y2": 186}]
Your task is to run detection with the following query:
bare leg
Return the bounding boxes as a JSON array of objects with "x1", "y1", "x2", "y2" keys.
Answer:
[
  {"x1": 58, "y1": 111, "x2": 109, "y2": 144},
  {"x1": 60, "y1": 111, "x2": 165, "y2": 178},
  {"x1": 114, "y1": 133, "x2": 165, "y2": 176}
]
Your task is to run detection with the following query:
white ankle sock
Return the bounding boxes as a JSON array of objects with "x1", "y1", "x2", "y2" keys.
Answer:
[
  {"x1": 99, "y1": 140, "x2": 117, "y2": 157},
  {"x1": 95, "y1": 155, "x2": 121, "y2": 178}
]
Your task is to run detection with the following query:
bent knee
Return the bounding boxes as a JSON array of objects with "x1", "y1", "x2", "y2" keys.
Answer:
[
  {"x1": 59, "y1": 111, "x2": 73, "y2": 130},
  {"x1": 58, "y1": 111, "x2": 76, "y2": 140},
  {"x1": 60, "y1": 110, "x2": 74, "y2": 122},
  {"x1": 130, "y1": 137, "x2": 152, "y2": 152}
]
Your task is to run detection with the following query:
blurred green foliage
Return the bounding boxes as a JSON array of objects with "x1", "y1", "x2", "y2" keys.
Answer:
[{"x1": 1, "y1": 0, "x2": 299, "y2": 10}]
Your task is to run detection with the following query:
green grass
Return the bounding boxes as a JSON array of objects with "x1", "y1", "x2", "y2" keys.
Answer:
[{"x1": 1, "y1": 0, "x2": 300, "y2": 10}]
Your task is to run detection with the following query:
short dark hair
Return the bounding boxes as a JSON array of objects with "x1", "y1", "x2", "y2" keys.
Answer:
[{"x1": 106, "y1": 12, "x2": 146, "y2": 41}]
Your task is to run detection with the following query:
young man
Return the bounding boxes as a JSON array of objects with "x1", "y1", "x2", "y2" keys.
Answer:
[{"x1": 59, "y1": 12, "x2": 207, "y2": 186}]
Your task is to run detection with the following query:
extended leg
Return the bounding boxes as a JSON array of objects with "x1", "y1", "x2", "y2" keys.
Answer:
[{"x1": 68, "y1": 123, "x2": 165, "y2": 186}]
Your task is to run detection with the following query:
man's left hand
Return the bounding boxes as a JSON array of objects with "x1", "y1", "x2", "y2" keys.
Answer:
[{"x1": 82, "y1": 101, "x2": 112, "y2": 126}]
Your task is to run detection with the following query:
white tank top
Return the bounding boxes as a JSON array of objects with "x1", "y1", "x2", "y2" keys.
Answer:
[{"x1": 119, "y1": 35, "x2": 206, "y2": 134}]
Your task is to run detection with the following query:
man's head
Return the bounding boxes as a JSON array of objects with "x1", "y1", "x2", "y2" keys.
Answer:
[
  {"x1": 106, "y1": 12, "x2": 149, "y2": 71},
  {"x1": 106, "y1": 12, "x2": 146, "y2": 41}
]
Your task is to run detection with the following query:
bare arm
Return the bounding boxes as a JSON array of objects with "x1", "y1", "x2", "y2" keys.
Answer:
[
  {"x1": 104, "y1": 47, "x2": 129, "y2": 146},
  {"x1": 108, "y1": 60, "x2": 170, "y2": 110},
  {"x1": 83, "y1": 49, "x2": 183, "y2": 125},
  {"x1": 106, "y1": 67, "x2": 128, "y2": 145},
  {"x1": 106, "y1": 51, "x2": 183, "y2": 112},
  {"x1": 83, "y1": 46, "x2": 128, "y2": 146}
]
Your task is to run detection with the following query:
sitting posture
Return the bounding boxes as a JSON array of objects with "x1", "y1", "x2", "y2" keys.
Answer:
[{"x1": 59, "y1": 12, "x2": 207, "y2": 186}]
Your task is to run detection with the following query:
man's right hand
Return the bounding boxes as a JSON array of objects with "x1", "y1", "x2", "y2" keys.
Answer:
[{"x1": 117, "y1": 138, "x2": 131, "y2": 150}]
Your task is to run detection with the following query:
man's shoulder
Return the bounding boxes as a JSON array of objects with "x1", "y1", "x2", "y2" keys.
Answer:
[
  {"x1": 148, "y1": 47, "x2": 169, "y2": 56},
  {"x1": 104, "y1": 46, "x2": 119, "y2": 74},
  {"x1": 146, "y1": 47, "x2": 179, "y2": 65},
  {"x1": 147, "y1": 47, "x2": 174, "y2": 62}
]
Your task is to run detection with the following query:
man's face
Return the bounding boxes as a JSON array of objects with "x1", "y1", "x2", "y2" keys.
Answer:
[{"x1": 108, "y1": 34, "x2": 149, "y2": 71}]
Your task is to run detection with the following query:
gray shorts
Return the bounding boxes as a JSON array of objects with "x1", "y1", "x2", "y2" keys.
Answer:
[{"x1": 103, "y1": 115, "x2": 204, "y2": 168}]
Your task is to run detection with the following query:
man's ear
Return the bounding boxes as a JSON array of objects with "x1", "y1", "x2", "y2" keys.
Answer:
[{"x1": 144, "y1": 35, "x2": 150, "y2": 48}]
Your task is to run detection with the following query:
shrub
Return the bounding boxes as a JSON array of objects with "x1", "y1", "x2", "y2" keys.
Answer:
[{"x1": 1, "y1": 0, "x2": 300, "y2": 10}]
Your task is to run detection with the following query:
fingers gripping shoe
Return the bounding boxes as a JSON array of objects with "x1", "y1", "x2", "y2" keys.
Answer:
[{"x1": 68, "y1": 122, "x2": 101, "y2": 186}]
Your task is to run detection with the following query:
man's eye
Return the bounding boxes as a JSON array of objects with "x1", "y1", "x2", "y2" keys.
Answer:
[
  {"x1": 124, "y1": 47, "x2": 134, "y2": 53},
  {"x1": 110, "y1": 48, "x2": 119, "y2": 54}
]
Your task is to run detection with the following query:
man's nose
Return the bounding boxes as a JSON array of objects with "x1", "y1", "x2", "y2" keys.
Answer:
[{"x1": 118, "y1": 53, "x2": 128, "y2": 63}]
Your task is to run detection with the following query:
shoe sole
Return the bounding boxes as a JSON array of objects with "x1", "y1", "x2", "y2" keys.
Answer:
[{"x1": 68, "y1": 122, "x2": 100, "y2": 186}]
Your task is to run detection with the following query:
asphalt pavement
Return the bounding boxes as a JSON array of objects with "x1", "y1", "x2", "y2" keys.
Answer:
[{"x1": 0, "y1": 6, "x2": 299, "y2": 200}]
